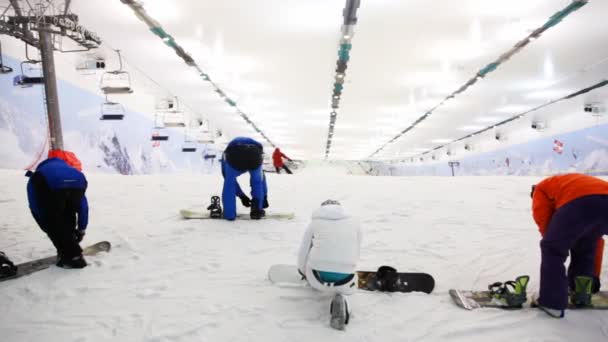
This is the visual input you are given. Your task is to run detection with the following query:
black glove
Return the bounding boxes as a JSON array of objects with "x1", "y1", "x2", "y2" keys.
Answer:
[
  {"x1": 74, "y1": 230, "x2": 85, "y2": 243},
  {"x1": 239, "y1": 195, "x2": 251, "y2": 207}
]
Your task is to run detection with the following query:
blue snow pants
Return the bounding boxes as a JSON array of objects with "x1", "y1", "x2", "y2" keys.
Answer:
[
  {"x1": 538, "y1": 195, "x2": 608, "y2": 310},
  {"x1": 222, "y1": 161, "x2": 266, "y2": 220}
]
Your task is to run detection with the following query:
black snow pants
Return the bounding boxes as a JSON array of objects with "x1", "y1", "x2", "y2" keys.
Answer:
[{"x1": 30, "y1": 173, "x2": 84, "y2": 260}]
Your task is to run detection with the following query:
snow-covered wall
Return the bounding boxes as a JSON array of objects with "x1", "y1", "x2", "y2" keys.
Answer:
[
  {"x1": 0, "y1": 51, "x2": 220, "y2": 174},
  {"x1": 371, "y1": 121, "x2": 608, "y2": 176}
]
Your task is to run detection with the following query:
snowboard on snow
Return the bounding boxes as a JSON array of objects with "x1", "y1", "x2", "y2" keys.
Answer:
[
  {"x1": 449, "y1": 289, "x2": 608, "y2": 310},
  {"x1": 0, "y1": 241, "x2": 111, "y2": 282},
  {"x1": 180, "y1": 209, "x2": 295, "y2": 220},
  {"x1": 268, "y1": 264, "x2": 435, "y2": 294}
]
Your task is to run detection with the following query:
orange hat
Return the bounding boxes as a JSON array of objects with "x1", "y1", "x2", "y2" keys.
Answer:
[{"x1": 48, "y1": 149, "x2": 83, "y2": 171}]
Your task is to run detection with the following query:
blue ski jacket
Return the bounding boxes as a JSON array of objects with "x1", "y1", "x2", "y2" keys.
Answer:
[{"x1": 26, "y1": 158, "x2": 89, "y2": 230}]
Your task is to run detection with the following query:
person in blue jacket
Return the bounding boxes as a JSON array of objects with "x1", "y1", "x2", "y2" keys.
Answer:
[
  {"x1": 221, "y1": 137, "x2": 268, "y2": 220},
  {"x1": 26, "y1": 150, "x2": 89, "y2": 268}
]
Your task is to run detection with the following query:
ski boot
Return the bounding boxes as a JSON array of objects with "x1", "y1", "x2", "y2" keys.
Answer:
[
  {"x1": 0, "y1": 252, "x2": 17, "y2": 277},
  {"x1": 207, "y1": 196, "x2": 222, "y2": 219},
  {"x1": 570, "y1": 275, "x2": 593, "y2": 307},
  {"x1": 330, "y1": 293, "x2": 349, "y2": 330},
  {"x1": 488, "y1": 275, "x2": 529, "y2": 308},
  {"x1": 374, "y1": 265, "x2": 399, "y2": 292}
]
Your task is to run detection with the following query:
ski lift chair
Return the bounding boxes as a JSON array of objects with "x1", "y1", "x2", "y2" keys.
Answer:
[
  {"x1": 100, "y1": 99, "x2": 125, "y2": 120},
  {"x1": 151, "y1": 113, "x2": 170, "y2": 140},
  {"x1": 13, "y1": 61, "x2": 44, "y2": 87},
  {"x1": 0, "y1": 42, "x2": 13, "y2": 74},
  {"x1": 181, "y1": 144, "x2": 197, "y2": 152},
  {"x1": 76, "y1": 54, "x2": 105, "y2": 74},
  {"x1": 196, "y1": 129, "x2": 215, "y2": 143},
  {"x1": 151, "y1": 131, "x2": 169, "y2": 141},
  {"x1": 163, "y1": 111, "x2": 186, "y2": 127},
  {"x1": 100, "y1": 70, "x2": 133, "y2": 94},
  {"x1": 100, "y1": 50, "x2": 133, "y2": 94},
  {"x1": 181, "y1": 134, "x2": 197, "y2": 152},
  {"x1": 156, "y1": 97, "x2": 176, "y2": 111}
]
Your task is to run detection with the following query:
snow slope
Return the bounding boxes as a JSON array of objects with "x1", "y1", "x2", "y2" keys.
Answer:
[{"x1": 1, "y1": 169, "x2": 607, "y2": 341}]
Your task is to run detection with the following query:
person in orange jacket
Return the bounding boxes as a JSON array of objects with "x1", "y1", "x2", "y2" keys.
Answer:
[
  {"x1": 272, "y1": 147, "x2": 293, "y2": 174},
  {"x1": 531, "y1": 173, "x2": 608, "y2": 317}
]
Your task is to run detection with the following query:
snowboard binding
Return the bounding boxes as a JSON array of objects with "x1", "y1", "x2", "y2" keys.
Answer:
[
  {"x1": 488, "y1": 275, "x2": 529, "y2": 308},
  {"x1": 374, "y1": 265, "x2": 400, "y2": 292},
  {"x1": 207, "y1": 196, "x2": 222, "y2": 219},
  {"x1": 0, "y1": 252, "x2": 18, "y2": 278},
  {"x1": 571, "y1": 276, "x2": 593, "y2": 307}
]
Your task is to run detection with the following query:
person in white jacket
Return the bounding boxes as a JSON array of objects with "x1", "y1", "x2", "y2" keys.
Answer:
[{"x1": 297, "y1": 199, "x2": 362, "y2": 329}]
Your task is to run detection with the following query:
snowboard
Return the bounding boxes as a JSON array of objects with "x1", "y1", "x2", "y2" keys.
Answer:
[
  {"x1": 180, "y1": 209, "x2": 295, "y2": 220},
  {"x1": 268, "y1": 264, "x2": 435, "y2": 294},
  {"x1": 0, "y1": 241, "x2": 111, "y2": 282},
  {"x1": 449, "y1": 289, "x2": 608, "y2": 310}
]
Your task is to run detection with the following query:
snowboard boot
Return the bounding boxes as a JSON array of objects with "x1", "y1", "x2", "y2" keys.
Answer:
[
  {"x1": 570, "y1": 276, "x2": 593, "y2": 307},
  {"x1": 207, "y1": 196, "x2": 222, "y2": 219},
  {"x1": 250, "y1": 199, "x2": 266, "y2": 220},
  {"x1": 488, "y1": 275, "x2": 529, "y2": 308},
  {"x1": 56, "y1": 254, "x2": 87, "y2": 269},
  {"x1": 375, "y1": 265, "x2": 399, "y2": 292},
  {"x1": 329, "y1": 293, "x2": 349, "y2": 330},
  {"x1": 0, "y1": 252, "x2": 17, "y2": 277}
]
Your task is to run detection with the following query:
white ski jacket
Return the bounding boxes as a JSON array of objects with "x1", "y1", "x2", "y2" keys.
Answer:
[{"x1": 297, "y1": 204, "x2": 361, "y2": 275}]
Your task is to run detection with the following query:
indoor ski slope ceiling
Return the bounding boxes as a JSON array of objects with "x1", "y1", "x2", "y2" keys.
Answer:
[{"x1": 9, "y1": 0, "x2": 608, "y2": 161}]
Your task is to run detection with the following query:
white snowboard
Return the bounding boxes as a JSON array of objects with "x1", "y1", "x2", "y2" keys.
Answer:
[
  {"x1": 180, "y1": 209, "x2": 295, "y2": 220},
  {"x1": 268, "y1": 264, "x2": 308, "y2": 287}
]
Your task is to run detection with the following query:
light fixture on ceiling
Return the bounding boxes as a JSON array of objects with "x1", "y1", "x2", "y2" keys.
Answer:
[
  {"x1": 370, "y1": 1, "x2": 589, "y2": 160},
  {"x1": 458, "y1": 125, "x2": 485, "y2": 131},
  {"x1": 431, "y1": 138, "x2": 453, "y2": 144}
]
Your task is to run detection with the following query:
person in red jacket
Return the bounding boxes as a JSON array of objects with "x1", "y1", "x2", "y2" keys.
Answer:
[
  {"x1": 531, "y1": 173, "x2": 608, "y2": 318},
  {"x1": 272, "y1": 147, "x2": 293, "y2": 174}
]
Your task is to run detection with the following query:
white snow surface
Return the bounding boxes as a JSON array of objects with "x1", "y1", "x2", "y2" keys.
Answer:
[{"x1": 1, "y1": 169, "x2": 608, "y2": 341}]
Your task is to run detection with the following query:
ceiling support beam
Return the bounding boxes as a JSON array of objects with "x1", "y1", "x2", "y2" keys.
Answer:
[
  {"x1": 324, "y1": 0, "x2": 360, "y2": 159},
  {"x1": 368, "y1": 0, "x2": 589, "y2": 159},
  {"x1": 119, "y1": 0, "x2": 276, "y2": 148}
]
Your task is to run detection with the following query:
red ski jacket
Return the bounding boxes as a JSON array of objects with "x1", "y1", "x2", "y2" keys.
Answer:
[
  {"x1": 272, "y1": 148, "x2": 290, "y2": 167},
  {"x1": 532, "y1": 173, "x2": 608, "y2": 277}
]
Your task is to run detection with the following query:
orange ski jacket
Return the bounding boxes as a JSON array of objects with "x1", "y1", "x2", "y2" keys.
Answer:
[{"x1": 532, "y1": 173, "x2": 608, "y2": 277}]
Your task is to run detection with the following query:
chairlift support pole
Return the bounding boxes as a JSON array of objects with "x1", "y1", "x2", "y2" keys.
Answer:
[{"x1": 38, "y1": 23, "x2": 63, "y2": 150}]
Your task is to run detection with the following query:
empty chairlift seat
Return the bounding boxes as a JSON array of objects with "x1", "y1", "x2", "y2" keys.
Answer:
[
  {"x1": 163, "y1": 111, "x2": 186, "y2": 127},
  {"x1": 100, "y1": 100, "x2": 125, "y2": 120},
  {"x1": 76, "y1": 54, "x2": 106, "y2": 75},
  {"x1": 100, "y1": 50, "x2": 133, "y2": 94},
  {"x1": 100, "y1": 71, "x2": 133, "y2": 94},
  {"x1": 196, "y1": 129, "x2": 215, "y2": 143},
  {"x1": 181, "y1": 143, "x2": 197, "y2": 152},
  {"x1": 151, "y1": 129, "x2": 169, "y2": 141},
  {"x1": 13, "y1": 61, "x2": 43, "y2": 87}
]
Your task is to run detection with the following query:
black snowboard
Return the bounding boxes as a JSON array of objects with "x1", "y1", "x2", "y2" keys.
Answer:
[
  {"x1": 0, "y1": 241, "x2": 111, "y2": 282},
  {"x1": 357, "y1": 270, "x2": 435, "y2": 294},
  {"x1": 268, "y1": 264, "x2": 435, "y2": 294}
]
